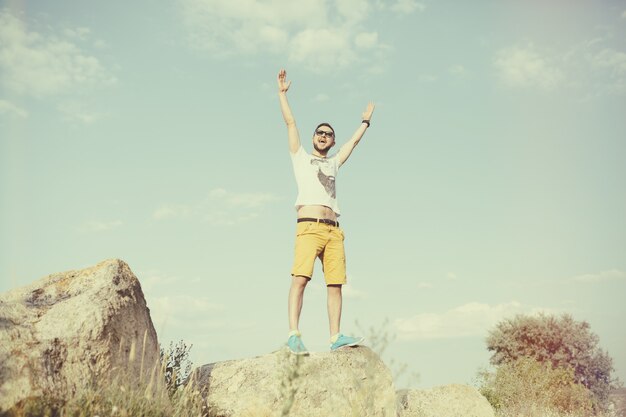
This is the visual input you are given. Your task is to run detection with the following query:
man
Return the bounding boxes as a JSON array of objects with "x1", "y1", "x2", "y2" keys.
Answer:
[{"x1": 277, "y1": 69, "x2": 375, "y2": 355}]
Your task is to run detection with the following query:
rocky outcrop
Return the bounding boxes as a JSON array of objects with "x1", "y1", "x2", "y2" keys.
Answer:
[
  {"x1": 1, "y1": 259, "x2": 497, "y2": 417},
  {"x1": 0, "y1": 259, "x2": 159, "y2": 412},
  {"x1": 191, "y1": 346, "x2": 397, "y2": 417},
  {"x1": 397, "y1": 384, "x2": 495, "y2": 417}
]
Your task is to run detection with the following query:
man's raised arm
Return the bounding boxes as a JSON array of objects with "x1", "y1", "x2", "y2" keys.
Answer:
[
  {"x1": 338, "y1": 102, "x2": 375, "y2": 166},
  {"x1": 278, "y1": 69, "x2": 301, "y2": 154}
]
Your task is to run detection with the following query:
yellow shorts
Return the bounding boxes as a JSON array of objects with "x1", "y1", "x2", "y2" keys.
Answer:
[{"x1": 291, "y1": 221, "x2": 346, "y2": 285}]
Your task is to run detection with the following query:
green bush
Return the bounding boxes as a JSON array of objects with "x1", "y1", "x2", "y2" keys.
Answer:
[
  {"x1": 159, "y1": 340, "x2": 193, "y2": 396},
  {"x1": 478, "y1": 356, "x2": 594, "y2": 416},
  {"x1": 486, "y1": 313, "x2": 619, "y2": 411}
]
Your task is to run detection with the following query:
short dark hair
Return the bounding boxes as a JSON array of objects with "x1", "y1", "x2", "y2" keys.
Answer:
[{"x1": 314, "y1": 123, "x2": 335, "y2": 136}]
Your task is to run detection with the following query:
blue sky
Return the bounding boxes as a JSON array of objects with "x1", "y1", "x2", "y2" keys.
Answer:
[{"x1": 1, "y1": 0, "x2": 625, "y2": 389}]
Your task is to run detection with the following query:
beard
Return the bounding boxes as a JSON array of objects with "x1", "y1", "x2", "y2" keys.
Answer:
[{"x1": 313, "y1": 141, "x2": 333, "y2": 154}]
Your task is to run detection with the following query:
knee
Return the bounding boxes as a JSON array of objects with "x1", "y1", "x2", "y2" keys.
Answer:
[
  {"x1": 292, "y1": 275, "x2": 310, "y2": 289},
  {"x1": 327, "y1": 284, "x2": 342, "y2": 295}
]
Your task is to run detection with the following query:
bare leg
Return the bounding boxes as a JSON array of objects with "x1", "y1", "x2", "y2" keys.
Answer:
[
  {"x1": 288, "y1": 275, "x2": 310, "y2": 332},
  {"x1": 327, "y1": 284, "x2": 343, "y2": 337}
]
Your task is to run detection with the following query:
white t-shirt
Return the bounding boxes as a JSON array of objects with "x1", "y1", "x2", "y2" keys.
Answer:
[{"x1": 290, "y1": 145, "x2": 341, "y2": 216}]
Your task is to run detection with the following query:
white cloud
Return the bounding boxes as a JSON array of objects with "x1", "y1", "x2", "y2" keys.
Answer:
[
  {"x1": 179, "y1": 0, "x2": 390, "y2": 73},
  {"x1": 149, "y1": 295, "x2": 224, "y2": 316},
  {"x1": 391, "y1": 0, "x2": 425, "y2": 15},
  {"x1": 0, "y1": 99, "x2": 28, "y2": 118},
  {"x1": 138, "y1": 270, "x2": 184, "y2": 292},
  {"x1": 448, "y1": 64, "x2": 468, "y2": 77},
  {"x1": 180, "y1": 0, "x2": 327, "y2": 54},
  {"x1": 343, "y1": 286, "x2": 366, "y2": 299},
  {"x1": 355, "y1": 32, "x2": 379, "y2": 49},
  {"x1": 93, "y1": 39, "x2": 108, "y2": 49},
  {"x1": 210, "y1": 187, "x2": 277, "y2": 209},
  {"x1": 148, "y1": 295, "x2": 225, "y2": 332},
  {"x1": 152, "y1": 204, "x2": 193, "y2": 220},
  {"x1": 572, "y1": 269, "x2": 626, "y2": 284},
  {"x1": 587, "y1": 48, "x2": 626, "y2": 94},
  {"x1": 394, "y1": 301, "x2": 553, "y2": 340},
  {"x1": 289, "y1": 28, "x2": 356, "y2": 71},
  {"x1": 494, "y1": 43, "x2": 564, "y2": 90},
  {"x1": 590, "y1": 48, "x2": 626, "y2": 74},
  {"x1": 622, "y1": 10, "x2": 626, "y2": 19},
  {"x1": 313, "y1": 93, "x2": 330, "y2": 102},
  {"x1": 494, "y1": 37, "x2": 626, "y2": 96},
  {"x1": 0, "y1": 9, "x2": 116, "y2": 97},
  {"x1": 63, "y1": 27, "x2": 91, "y2": 41},
  {"x1": 153, "y1": 187, "x2": 280, "y2": 225},
  {"x1": 418, "y1": 74, "x2": 438, "y2": 83},
  {"x1": 79, "y1": 220, "x2": 123, "y2": 233},
  {"x1": 306, "y1": 276, "x2": 366, "y2": 299},
  {"x1": 343, "y1": 280, "x2": 367, "y2": 299},
  {"x1": 493, "y1": 37, "x2": 626, "y2": 96},
  {"x1": 336, "y1": 0, "x2": 371, "y2": 24},
  {"x1": 57, "y1": 101, "x2": 102, "y2": 124}
]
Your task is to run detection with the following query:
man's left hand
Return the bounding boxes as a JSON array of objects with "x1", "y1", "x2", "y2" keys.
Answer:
[{"x1": 362, "y1": 102, "x2": 375, "y2": 123}]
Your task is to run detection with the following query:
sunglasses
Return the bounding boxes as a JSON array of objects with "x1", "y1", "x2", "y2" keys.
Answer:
[{"x1": 315, "y1": 130, "x2": 335, "y2": 138}]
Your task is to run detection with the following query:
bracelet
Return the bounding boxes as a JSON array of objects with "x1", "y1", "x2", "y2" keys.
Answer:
[{"x1": 362, "y1": 120, "x2": 370, "y2": 127}]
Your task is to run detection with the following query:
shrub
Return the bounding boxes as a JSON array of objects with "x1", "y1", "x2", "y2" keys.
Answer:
[
  {"x1": 478, "y1": 356, "x2": 595, "y2": 416},
  {"x1": 486, "y1": 313, "x2": 619, "y2": 411},
  {"x1": 160, "y1": 340, "x2": 193, "y2": 396}
]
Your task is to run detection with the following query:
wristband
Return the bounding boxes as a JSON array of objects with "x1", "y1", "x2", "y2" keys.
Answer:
[{"x1": 362, "y1": 120, "x2": 370, "y2": 127}]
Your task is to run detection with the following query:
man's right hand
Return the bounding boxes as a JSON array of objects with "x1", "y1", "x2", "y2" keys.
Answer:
[
  {"x1": 278, "y1": 69, "x2": 291, "y2": 93},
  {"x1": 277, "y1": 68, "x2": 300, "y2": 152}
]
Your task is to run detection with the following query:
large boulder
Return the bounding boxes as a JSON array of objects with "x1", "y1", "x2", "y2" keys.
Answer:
[
  {"x1": 191, "y1": 346, "x2": 397, "y2": 417},
  {"x1": 396, "y1": 384, "x2": 495, "y2": 417},
  {"x1": 0, "y1": 259, "x2": 159, "y2": 412}
]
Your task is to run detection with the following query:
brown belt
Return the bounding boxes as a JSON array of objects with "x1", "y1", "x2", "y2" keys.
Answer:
[{"x1": 297, "y1": 217, "x2": 339, "y2": 227}]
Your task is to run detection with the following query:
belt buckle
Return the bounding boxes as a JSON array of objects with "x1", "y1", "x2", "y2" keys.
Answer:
[{"x1": 314, "y1": 218, "x2": 337, "y2": 227}]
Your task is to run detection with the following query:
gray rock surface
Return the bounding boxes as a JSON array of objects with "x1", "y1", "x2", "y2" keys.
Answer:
[
  {"x1": 0, "y1": 259, "x2": 159, "y2": 412},
  {"x1": 397, "y1": 384, "x2": 495, "y2": 417},
  {"x1": 191, "y1": 346, "x2": 397, "y2": 417}
]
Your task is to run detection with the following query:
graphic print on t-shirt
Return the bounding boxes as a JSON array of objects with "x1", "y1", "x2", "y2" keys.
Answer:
[{"x1": 310, "y1": 158, "x2": 336, "y2": 198}]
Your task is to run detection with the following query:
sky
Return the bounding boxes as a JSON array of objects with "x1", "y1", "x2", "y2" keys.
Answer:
[{"x1": 1, "y1": 0, "x2": 625, "y2": 390}]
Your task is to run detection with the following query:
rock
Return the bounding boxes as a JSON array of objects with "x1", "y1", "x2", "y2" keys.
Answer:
[
  {"x1": 191, "y1": 346, "x2": 397, "y2": 417},
  {"x1": 397, "y1": 384, "x2": 495, "y2": 417},
  {"x1": 0, "y1": 259, "x2": 159, "y2": 412}
]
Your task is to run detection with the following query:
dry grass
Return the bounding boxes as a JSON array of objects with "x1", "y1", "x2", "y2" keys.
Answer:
[
  {"x1": 494, "y1": 408, "x2": 618, "y2": 417},
  {"x1": 478, "y1": 356, "x2": 622, "y2": 417},
  {"x1": 5, "y1": 334, "x2": 207, "y2": 417}
]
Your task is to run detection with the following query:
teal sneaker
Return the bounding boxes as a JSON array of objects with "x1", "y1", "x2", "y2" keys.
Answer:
[
  {"x1": 287, "y1": 334, "x2": 309, "y2": 355},
  {"x1": 330, "y1": 334, "x2": 364, "y2": 351}
]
